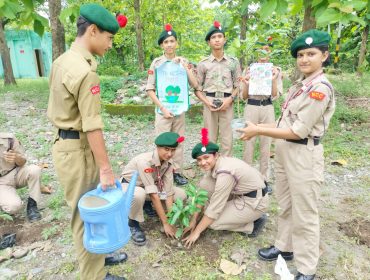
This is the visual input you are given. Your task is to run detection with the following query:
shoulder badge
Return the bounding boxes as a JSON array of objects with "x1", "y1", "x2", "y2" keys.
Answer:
[
  {"x1": 90, "y1": 85, "x2": 100, "y2": 95},
  {"x1": 144, "y1": 167, "x2": 154, "y2": 173},
  {"x1": 148, "y1": 69, "x2": 154, "y2": 75},
  {"x1": 309, "y1": 91, "x2": 326, "y2": 101}
]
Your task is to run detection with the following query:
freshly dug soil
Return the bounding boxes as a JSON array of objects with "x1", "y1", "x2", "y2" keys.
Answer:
[{"x1": 339, "y1": 218, "x2": 370, "y2": 247}]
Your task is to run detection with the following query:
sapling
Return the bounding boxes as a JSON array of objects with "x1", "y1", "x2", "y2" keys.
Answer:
[{"x1": 167, "y1": 184, "x2": 208, "y2": 238}]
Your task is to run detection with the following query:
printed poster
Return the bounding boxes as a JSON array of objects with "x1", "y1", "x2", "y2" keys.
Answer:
[
  {"x1": 249, "y1": 63, "x2": 273, "y2": 96},
  {"x1": 155, "y1": 61, "x2": 189, "y2": 116}
]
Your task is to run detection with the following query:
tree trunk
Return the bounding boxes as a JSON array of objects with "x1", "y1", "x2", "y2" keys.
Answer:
[
  {"x1": 302, "y1": 0, "x2": 316, "y2": 32},
  {"x1": 357, "y1": 24, "x2": 369, "y2": 73},
  {"x1": 134, "y1": 0, "x2": 145, "y2": 71},
  {"x1": 0, "y1": 19, "x2": 16, "y2": 85},
  {"x1": 239, "y1": 12, "x2": 248, "y2": 69},
  {"x1": 49, "y1": 0, "x2": 65, "y2": 61}
]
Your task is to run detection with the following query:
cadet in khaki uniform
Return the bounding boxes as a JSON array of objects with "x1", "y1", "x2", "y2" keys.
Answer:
[
  {"x1": 182, "y1": 129, "x2": 269, "y2": 248},
  {"x1": 239, "y1": 30, "x2": 335, "y2": 280},
  {"x1": 146, "y1": 24, "x2": 198, "y2": 186},
  {"x1": 0, "y1": 133, "x2": 41, "y2": 221},
  {"x1": 240, "y1": 41, "x2": 283, "y2": 186},
  {"x1": 121, "y1": 132, "x2": 187, "y2": 245},
  {"x1": 47, "y1": 4, "x2": 127, "y2": 280},
  {"x1": 195, "y1": 21, "x2": 241, "y2": 156}
]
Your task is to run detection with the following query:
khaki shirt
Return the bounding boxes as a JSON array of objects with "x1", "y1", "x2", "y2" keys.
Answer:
[
  {"x1": 241, "y1": 65, "x2": 283, "y2": 101},
  {"x1": 47, "y1": 43, "x2": 104, "y2": 132},
  {"x1": 278, "y1": 70, "x2": 335, "y2": 139},
  {"x1": 201, "y1": 156, "x2": 265, "y2": 220},
  {"x1": 121, "y1": 150, "x2": 175, "y2": 196},
  {"x1": 197, "y1": 54, "x2": 241, "y2": 93},
  {"x1": 0, "y1": 133, "x2": 24, "y2": 176},
  {"x1": 146, "y1": 55, "x2": 196, "y2": 91}
]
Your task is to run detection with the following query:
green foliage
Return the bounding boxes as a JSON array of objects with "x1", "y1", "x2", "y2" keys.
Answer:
[
  {"x1": 48, "y1": 187, "x2": 66, "y2": 221},
  {"x1": 167, "y1": 184, "x2": 208, "y2": 238},
  {"x1": 0, "y1": 210, "x2": 13, "y2": 221},
  {"x1": 42, "y1": 225, "x2": 58, "y2": 240},
  {"x1": 100, "y1": 76, "x2": 124, "y2": 103}
]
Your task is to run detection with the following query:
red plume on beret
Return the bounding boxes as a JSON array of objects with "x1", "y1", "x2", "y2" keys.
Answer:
[
  {"x1": 267, "y1": 36, "x2": 273, "y2": 41},
  {"x1": 177, "y1": 136, "x2": 185, "y2": 143},
  {"x1": 201, "y1": 128, "x2": 209, "y2": 147},
  {"x1": 214, "y1": 21, "x2": 221, "y2": 28},
  {"x1": 165, "y1": 24, "x2": 172, "y2": 32},
  {"x1": 117, "y1": 14, "x2": 128, "y2": 28}
]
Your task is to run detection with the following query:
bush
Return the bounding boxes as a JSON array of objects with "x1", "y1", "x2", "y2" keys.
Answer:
[
  {"x1": 97, "y1": 65, "x2": 125, "y2": 76},
  {"x1": 100, "y1": 76, "x2": 124, "y2": 103}
]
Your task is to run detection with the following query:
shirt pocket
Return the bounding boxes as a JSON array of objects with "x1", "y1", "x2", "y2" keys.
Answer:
[{"x1": 222, "y1": 71, "x2": 233, "y2": 88}]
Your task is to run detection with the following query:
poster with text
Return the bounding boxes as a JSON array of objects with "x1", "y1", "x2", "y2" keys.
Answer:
[
  {"x1": 249, "y1": 63, "x2": 273, "y2": 96},
  {"x1": 155, "y1": 61, "x2": 189, "y2": 116}
]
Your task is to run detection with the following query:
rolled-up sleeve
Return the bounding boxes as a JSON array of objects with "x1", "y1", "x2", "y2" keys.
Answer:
[
  {"x1": 136, "y1": 161, "x2": 158, "y2": 194},
  {"x1": 78, "y1": 72, "x2": 104, "y2": 132},
  {"x1": 291, "y1": 84, "x2": 332, "y2": 139},
  {"x1": 204, "y1": 173, "x2": 235, "y2": 220},
  {"x1": 145, "y1": 61, "x2": 156, "y2": 91}
]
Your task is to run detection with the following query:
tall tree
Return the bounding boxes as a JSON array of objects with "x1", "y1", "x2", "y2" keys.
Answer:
[
  {"x1": 357, "y1": 24, "x2": 369, "y2": 72},
  {"x1": 133, "y1": 0, "x2": 144, "y2": 71},
  {"x1": 302, "y1": 0, "x2": 316, "y2": 31},
  {"x1": 0, "y1": 19, "x2": 16, "y2": 85},
  {"x1": 49, "y1": 0, "x2": 66, "y2": 61},
  {"x1": 239, "y1": 11, "x2": 248, "y2": 68}
]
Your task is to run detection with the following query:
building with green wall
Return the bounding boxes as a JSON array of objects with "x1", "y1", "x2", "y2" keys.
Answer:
[{"x1": 0, "y1": 30, "x2": 52, "y2": 79}]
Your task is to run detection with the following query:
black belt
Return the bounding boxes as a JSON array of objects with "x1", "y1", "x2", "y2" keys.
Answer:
[
  {"x1": 247, "y1": 98, "x2": 272, "y2": 106},
  {"x1": 243, "y1": 186, "x2": 268, "y2": 198},
  {"x1": 206, "y1": 92, "x2": 232, "y2": 98},
  {"x1": 58, "y1": 129, "x2": 80, "y2": 139},
  {"x1": 286, "y1": 137, "x2": 320, "y2": 146}
]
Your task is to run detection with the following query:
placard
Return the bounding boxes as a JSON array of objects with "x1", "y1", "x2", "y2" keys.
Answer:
[
  {"x1": 155, "y1": 61, "x2": 189, "y2": 116},
  {"x1": 248, "y1": 63, "x2": 273, "y2": 96}
]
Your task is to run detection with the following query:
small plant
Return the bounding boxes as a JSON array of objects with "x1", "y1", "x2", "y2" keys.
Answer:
[
  {"x1": 42, "y1": 225, "x2": 58, "y2": 240},
  {"x1": 0, "y1": 210, "x2": 13, "y2": 221},
  {"x1": 167, "y1": 184, "x2": 208, "y2": 238}
]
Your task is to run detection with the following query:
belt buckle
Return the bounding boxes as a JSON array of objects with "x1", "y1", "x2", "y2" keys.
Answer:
[{"x1": 215, "y1": 91, "x2": 223, "y2": 98}]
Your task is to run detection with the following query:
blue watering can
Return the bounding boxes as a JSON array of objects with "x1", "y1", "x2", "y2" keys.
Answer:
[{"x1": 78, "y1": 171, "x2": 138, "y2": 254}]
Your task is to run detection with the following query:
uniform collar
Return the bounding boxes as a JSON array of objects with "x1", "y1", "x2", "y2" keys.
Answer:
[
  {"x1": 301, "y1": 69, "x2": 323, "y2": 86},
  {"x1": 211, "y1": 155, "x2": 223, "y2": 178},
  {"x1": 151, "y1": 149, "x2": 172, "y2": 168},
  {"x1": 70, "y1": 42, "x2": 97, "y2": 71},
  {"x1": 209, "y1": 53, "x2": 228, "y2": 62}
]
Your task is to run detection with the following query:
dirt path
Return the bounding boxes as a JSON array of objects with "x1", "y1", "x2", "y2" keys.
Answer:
[{"x1": 1, "y1": 90, "x2": 369, "y2": 280}]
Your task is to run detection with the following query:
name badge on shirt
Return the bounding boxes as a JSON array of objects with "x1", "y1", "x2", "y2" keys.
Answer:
[{"x1": 158, "y1": 191, "x2": 167, "y2": 200}]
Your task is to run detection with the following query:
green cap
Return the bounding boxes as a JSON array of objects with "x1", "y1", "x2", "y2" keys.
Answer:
[
  {"x1": 80, "y1": 4, "x2": 119, "y2": 34},
  {"x1": 290, "y1": 29, "x2": 331, "y2": 58},
  {"x1": 155, "y1": 132, "x2": 184, "y2": 148},
  {"x1": 205, "y1": 21, "x2": 225, "y2": 41},
  {"x1": 191, "y1": 142, "x2": 219, "y2": 159},
  {"x1": 158, "y1": 24, "x2": 177, "y2": 45}
]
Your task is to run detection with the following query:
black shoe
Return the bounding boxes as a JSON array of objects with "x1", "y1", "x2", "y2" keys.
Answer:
[
  {"x1": 105, "y1": 252, "x2": 128, "y2": 266},
  {"x1": 258, "y1": 245, "x2": 294, "y2": 261},
  {"x1": 143, "y1": 200, "x2": 157, "y2": 217},
  {"x1": 0, "y1": 233, "x2": 16, "y2": 249},
  {"x1": 295, "y1": 272, "x2": 315, "y2": 280},
  {"x1": 129, "y1": 219, "x2": 146, "y2": 246},
  {"x1": 27, "y1": 197, "x2": 41, "y2": 222},
  {"x1": 104, "y1": 273, "x2": 126, "y2": 280},
  {"x1": 248, "y1": 214, "x2": 267, "y2": 238},
  {"x1": 173, "y1": 173, "x2": 188, "y2": 186},
  {"x1": 265, "y1": 181, "x2": 273, "y2": 195}
]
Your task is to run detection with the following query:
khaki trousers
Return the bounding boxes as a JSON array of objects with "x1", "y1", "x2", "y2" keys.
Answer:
[
  {"x1": 155, "y1": 112, "x2": 185, "y2": 172},
  {"x1": 199, "y1": 176, "x2": 268, "y2": 233},
  {"x1": 203, "y1": 97, "x2": 233, "y2": 156},
  {"x1": 243, "y1": 104, "x2": 275, "y2": 181},
  {"x1": 52, "y1": 134, "x2": 105, "y2": 280},
  {"x1": 0, "y1": 165, "x2": 41, "y2": 214},
  {"x1": 274, "y1": 139, "x2": 324, "y2": 275},
  {"x1": 122, "y1": 183, "x2": 186, "y2": 222}
]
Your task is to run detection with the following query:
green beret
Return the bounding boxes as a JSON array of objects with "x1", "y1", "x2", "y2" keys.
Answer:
[
  {"x1": 80, "y1": 4, "x2": 119, "y2": 34},
  {"x1": 158, "y1": 24, "x2": 177, "y2": 45},
  {"x1": 191, "y1": 142, "x2": 219, "y2": 159},
  {"x1": 205, "y1": 21, "x2": 225, "y2": 41},
  {"x1": 290, "y1": 29, "x2": 331, "y2": 58},
  {"x1": 155, "y1": 132, "x2": 184, "y2": 148}
]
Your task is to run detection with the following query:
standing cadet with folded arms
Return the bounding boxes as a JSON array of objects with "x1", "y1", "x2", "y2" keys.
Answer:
[{"x1": 47, "y1": 4, "x2": 128, "y2": 280}]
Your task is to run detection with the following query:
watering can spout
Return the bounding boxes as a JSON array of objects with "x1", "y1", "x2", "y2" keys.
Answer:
[{"x1": 124, "y1": 171, "x2": 138, "y2": 213}]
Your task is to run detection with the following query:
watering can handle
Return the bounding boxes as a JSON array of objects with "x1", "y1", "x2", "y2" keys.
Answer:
[
  {"x1": 124, "y1": 171, "x2": 138, "y2": 213},
  {"x1": 96, "y1": 179, "x2": 122, "y2": 193}
]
